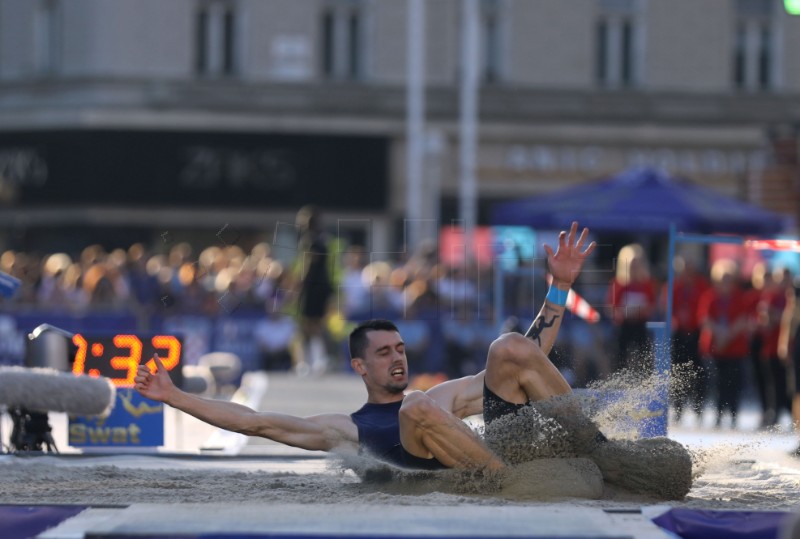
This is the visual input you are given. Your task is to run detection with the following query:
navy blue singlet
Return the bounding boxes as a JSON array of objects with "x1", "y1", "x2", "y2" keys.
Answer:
[{"x1": 350, "y1": 400, "x2": 447, "y2": 470}]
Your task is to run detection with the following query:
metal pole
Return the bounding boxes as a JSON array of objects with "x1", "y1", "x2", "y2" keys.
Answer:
[
  {"x1": 459, "y1": 0, "x2": 479, "y2": 256},
  {"x1": 405, "y1": 0, "x2": 425, "y2": 254},
  {"x1": 664, "y1": 223, "x2": 677, "y2": 372}
]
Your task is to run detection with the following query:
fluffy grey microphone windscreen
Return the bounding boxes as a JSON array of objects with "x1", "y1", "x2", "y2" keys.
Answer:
[{"x1": 0, "y1": 366, "x2": 116, "y2": 417}]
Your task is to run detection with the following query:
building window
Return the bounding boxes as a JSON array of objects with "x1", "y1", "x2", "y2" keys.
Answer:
[
  {"x1": 347, "y1": 9, "x2": 361, "y2": 78},
  {"x1": 620, "y1": 19, "x2": 633, "y2": 84},
  {"x1": 596, "y1": 20, "x2": 608, "y2": 83},
  {"x1": 321, "y1": 9, "x2": 335, "y2": 77},
  {"x1": 195, "y1": 8, "x2": 209, "y2": 73},
  {"x1": 595, "y1": 0, "x2": 638, "y2": 88},
  {"x1": 733, "y1": 23, "x2": 746, "y2": 86},
  {"x1": 195, "y1": 0, "x2": 237, "y2": 77},
  {"x1": 36, "y1": 0, "x2": 62, "y2": 75},
  {"x1": 481, "y1": 0, "x2": 504, "y2": 84},
  {"x1": 319, "y1": 0, "x2": 365, "y2": 81},
  {"x1": 757, "y1": 23, "x2": 771, "y2": 88},
  {"x1": 733, "y1": 0, "x2": 775, "y2": 90},
  {"x1": 222, "y1": 6, "x2": 236, "y2": 74}
]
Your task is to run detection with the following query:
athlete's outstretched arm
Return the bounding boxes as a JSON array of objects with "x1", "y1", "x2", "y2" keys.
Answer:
[
  {"x1": 524, "y1": 221, "x2": 595, "y2": 355},
  {"x1": 134, "y1": 355, "x2": 358, "y2": 453}
]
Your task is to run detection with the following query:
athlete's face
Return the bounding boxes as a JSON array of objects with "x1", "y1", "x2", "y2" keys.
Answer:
[{"x1": 353, "y1": 330, "x2": 409, "y2": 397}]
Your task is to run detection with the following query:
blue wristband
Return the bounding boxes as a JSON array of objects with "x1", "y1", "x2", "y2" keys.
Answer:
[{"x1": 546, "y1": 286, "x2": 569, "y2": 307}]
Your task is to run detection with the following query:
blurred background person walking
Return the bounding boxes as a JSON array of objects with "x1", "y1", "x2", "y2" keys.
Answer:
[
  {"x1": 699, "y1": 259, "x2": 751, "y2": 429},
  {"x1": 293, "y1": 206, "x2": 334, "y2": 375},
  {"x1": 606, "y1": 244, "x2": 657, "y2": 373},
  {"x1": 664, "y1": 254, "x2": 710, "y2": 425},
  {"x1": 756, "y1": 266, "x2": 793, "y2": 428},
  {"x1": 779, "y1": 274, "x2": 800, "y2": 455},
  {"x1": 744, "y1": 263, "x2": 772, "y2": 426}
]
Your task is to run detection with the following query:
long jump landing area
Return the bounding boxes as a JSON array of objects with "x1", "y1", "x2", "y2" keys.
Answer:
[{"x1": 2, "y1": 373, "x2": 799, "y2": 539}]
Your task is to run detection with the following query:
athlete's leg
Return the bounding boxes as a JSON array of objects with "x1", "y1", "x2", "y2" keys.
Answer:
[
  {"x1": 482, "y1": 331, "x2": 605, "y2": 456},
  {"x1": 484, "y1": 331, "x2": 571, "y2": 405},
  {"x1": 399, "y1": 390, "x2": 504, "y2": 471}
]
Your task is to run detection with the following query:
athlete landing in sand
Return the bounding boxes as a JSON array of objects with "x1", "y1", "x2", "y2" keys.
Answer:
[{"x1": 135, "y1": 222, "x2": 595, "y2": 472}]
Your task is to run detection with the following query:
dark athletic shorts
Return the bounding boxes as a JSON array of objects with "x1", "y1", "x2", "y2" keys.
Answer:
[{"x1": 483, "y1": 382, "x2": 527, "y2": 425}]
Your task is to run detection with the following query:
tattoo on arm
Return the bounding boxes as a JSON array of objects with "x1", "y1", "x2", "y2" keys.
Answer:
[{"x1": 524, "y1": 309, "x2": 561, "y2": 346}]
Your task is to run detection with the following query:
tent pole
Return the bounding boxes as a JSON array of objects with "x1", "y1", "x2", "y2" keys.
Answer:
[
  {"x1": 664, "y1": 223, "x2": 676, "y2": 375},
  {"x1": 494, "y1": 263, "x2": 503, "y2": 332}
]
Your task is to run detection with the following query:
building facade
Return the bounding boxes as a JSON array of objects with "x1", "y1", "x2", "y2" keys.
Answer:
[{"x1": 0, "y1": 0, "x2": 799, "y2": 255}]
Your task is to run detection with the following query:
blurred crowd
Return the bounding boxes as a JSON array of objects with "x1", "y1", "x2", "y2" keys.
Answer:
[
  {"x1": 0, "y1": 231, "x2": 510, "y2": 376},
  {"x1": 1, "y1": 222, "x2": 799, "y2": 438},
  {"x1": 0, "y1": 240, "x2": 278, "y2": 317},
  {"x1": 607, "y1": 243, "x2": 800, "y2": 440}
]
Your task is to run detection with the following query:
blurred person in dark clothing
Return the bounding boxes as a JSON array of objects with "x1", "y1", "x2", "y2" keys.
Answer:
[
  {"x1": 172, "y1": 261, "x2": 218, "y2": 315},
  {"x1": 1, "y1": 250, "x2": 41, "y2": 305},
  {"x1": 744, "y1": 263, "x2": 771, "y2": 424},
  {"x1": 294, "y1": 205, "x2": 333, "y2": 374},
  {"x1": 126, "y1": 243, "x2": 161, "y2": 313},
  {"x1": 82, "y1": 261, "x2": 130, "y2": 311},
  {"x1": 698, "y1": 259, "x2": 751, "y2": 429},
  {"x1": 778, "y1": 274, "x2": 800, "y2": 456},
  {"x1": 756, "y1": 267, "x2": 793, "y2": 428}
]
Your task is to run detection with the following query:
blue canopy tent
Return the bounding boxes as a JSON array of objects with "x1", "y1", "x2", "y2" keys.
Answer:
[{"x1": 490, "y1": 167, "x2": 787, "y2": 235}]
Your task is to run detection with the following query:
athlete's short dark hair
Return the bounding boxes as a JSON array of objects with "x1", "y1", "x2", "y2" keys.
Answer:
[{"x1": 349, "y1": 319, "x2": 399, "y2": 359}]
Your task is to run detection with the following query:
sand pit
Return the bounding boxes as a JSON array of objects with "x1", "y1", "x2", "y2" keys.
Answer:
[
  {"x1": 2, "y1": 431, "x2": 798, "y2": 512},
  {"x1": 345, "y1": 454, "x2": 604, "y2": 500},
  {"x1": 1, "y1": 372, "x2": 798, "y2": 515},
  {"x1": 500, "y1": 458, "x2": 604, "y2": 500}
]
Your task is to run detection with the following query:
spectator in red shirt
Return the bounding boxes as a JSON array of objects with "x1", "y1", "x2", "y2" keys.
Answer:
[
  {"x1": 757, "y1": 267, "x2": 793, "y2": 428},
  {"x1": 662, "y1": 255, "x2": 710, "y2": 424},
  {"x1": 743, "y1": 263, "x2": 772, "y2": 425},
  {"x1": 606, "y1": 244, "x2": 657, "y2": 372},
  {"x1": 698, "y1": 259, "x2": 751, "y2": 429},
  {"x1": 778, "y1": 273, "x2": 800, "y2": 456}
]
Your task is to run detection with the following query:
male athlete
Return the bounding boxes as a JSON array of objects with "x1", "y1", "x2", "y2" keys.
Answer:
[{"x1": 135, "y1": 222, "x2": 595, "y2": 471}]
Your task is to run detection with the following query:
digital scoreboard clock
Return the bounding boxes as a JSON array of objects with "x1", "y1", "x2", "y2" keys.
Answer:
[{"x1": 71, "y1": 334, "x2": 183, "y2": 388}]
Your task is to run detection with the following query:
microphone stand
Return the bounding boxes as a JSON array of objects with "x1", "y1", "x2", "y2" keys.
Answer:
[{"x1": 1, "y1": 323, "x2": 75, "y2": 454}]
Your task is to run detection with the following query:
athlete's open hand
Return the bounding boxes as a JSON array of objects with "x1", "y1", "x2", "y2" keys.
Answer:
[
  {"x1": 544, "y1": 221, "x2": 596, "y2": 287},
  {"x1": 134, "y1": 354, "x2": 175, "y2": 403}
]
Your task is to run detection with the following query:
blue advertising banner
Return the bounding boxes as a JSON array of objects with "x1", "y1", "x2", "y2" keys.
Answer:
[{"x1": 69, "y1": 389, "x2": 164, "y2": 448}]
